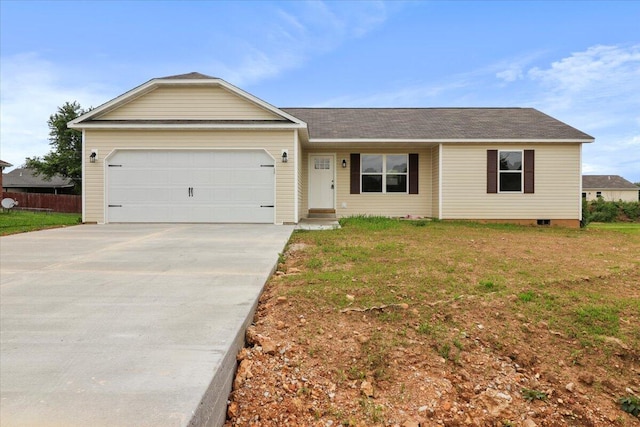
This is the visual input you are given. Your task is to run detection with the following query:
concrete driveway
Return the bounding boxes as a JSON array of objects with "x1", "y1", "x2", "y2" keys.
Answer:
[{"x1": 0, "y1": 224, "x2": 294, "y2": 427}]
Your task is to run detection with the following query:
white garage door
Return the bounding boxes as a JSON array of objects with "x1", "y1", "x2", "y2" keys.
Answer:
[{"x1": 106, "y1": 150, "x2": 275, "y2": 223}]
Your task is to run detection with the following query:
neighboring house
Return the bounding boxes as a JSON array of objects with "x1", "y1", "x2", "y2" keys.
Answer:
[
  {"x1": 582, "y1": 175, "x2": 639, "y2": 202},
  {"x1": 0, "y1": 160, "x2": 13, "y2": 195},
  {"x1": 69, "y1": 72, "x2": 594, "y2": 227},
  {"x1": 2, "y1": 168, "x2": 75, "y2": 194}
]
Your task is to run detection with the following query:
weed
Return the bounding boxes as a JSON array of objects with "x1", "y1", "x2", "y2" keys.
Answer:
[
  {"x1": 359, "y1": 397, "x2": 385, "y2": 423},
  {"x1": 521, "y1": 388, "x2": 548, "y2": 402},
  {"x1": 363, "y1": 332, "x2": 390, "y2": 381},
  {"x1": 518, "y1": 290, "x2": 536, "y2": 302},
  {"x1": 574, "y1": 304, "x2": 620, "y2": 336},
  {"x1": 479, "y1": 280, "x2": 495, "y2": 291},
  {"x1": 417, "y1": 321, "x2": 434, "y2": 335},
  {"x1": 437, "y1": 343, "x2": 451, "y2": 360},
  {"x1": 453, "y1": 338, "x2": 464, "y2": 351},
  {"x1": 347, "y1": 365, "x2": 366, "y2": 380},
  {"x1": 618, "y1": 395, "x2": 640, "y2": 416},
  {"x1": 307, "y1": 257, "x2": 323, "y2": 269}
]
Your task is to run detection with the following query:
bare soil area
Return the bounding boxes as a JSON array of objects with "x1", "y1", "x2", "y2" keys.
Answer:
[{"x1": 226, "y1": 221, "x2": 640, "y2": 427}]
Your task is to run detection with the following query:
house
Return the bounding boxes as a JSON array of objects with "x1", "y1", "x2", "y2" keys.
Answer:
[
  {"x1": 68, "y1": 72, "x2": 594, "y2": 227},
  {"x1": 582, "y1": 175, "x2": 639, "y2": 202},
  {"x1": 2, "y1": 168, "x2": 75, "y2": 195},
  {"x1": 0, "y1": 160, "x2": 12, "y2": 196}
]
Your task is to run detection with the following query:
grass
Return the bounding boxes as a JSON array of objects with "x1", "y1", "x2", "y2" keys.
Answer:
[
  {"x1": 0, "y1": 210, "x2": 81, "y2": 235},
  {"x1": 588, "y1": 222, "x2": 640, "y2": 233},
  {"x1": 279, "y1": 217, "x2": 640, "y2": 360}
]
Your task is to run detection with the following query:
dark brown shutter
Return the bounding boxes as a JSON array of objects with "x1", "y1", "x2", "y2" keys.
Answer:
[
  {"x1": 487, "y1": 150, "x2": 498, "y2": 193},
  {"x1": 350, "y1": 153, "x2": 360, "y2": 194},
  {"x1": 409, "y1": 153, "x2": 419, "y2": 194},
  {"x1": 524, "y1": 149, "x2": 535, "y2": 194}
]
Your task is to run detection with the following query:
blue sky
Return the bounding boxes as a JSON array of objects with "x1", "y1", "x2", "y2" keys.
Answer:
[{"x1": 1, "y1": 1, "x2": 639, "y2": 182}]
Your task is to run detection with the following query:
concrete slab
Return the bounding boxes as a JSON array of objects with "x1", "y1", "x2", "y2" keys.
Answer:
[{"x1": 0, "y1": 224, "x2": 294, "y2": 427}]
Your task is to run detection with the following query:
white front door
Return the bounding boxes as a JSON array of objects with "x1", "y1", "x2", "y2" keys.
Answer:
[{"x1": 308, "y1": 155, "x2": 335, "y2": 209}]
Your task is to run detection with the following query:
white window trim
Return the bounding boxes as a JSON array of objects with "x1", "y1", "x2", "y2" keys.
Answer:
[
  {"x1": 361, "y1": 154, "x2": 409, "y2": 194},
  {"x1": 497, "y1": 149, "x2": 523, "y2": 194}
]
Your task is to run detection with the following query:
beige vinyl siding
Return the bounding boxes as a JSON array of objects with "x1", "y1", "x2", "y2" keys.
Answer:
[
  {"x1": 301, "y1": 145, "x2": 433, "y2": 218},
  {"x1": 441, "y1": 143, "x2": 582, "y2": 219},
  {"x1": 84, "y1": 129, "x2": 295, "y2": 224},
  {"x1": 431, "y1": 145, "x2": 440, "y2": 219},
  {"x1": 98, "y1": 86, "x2": 282, "y2": 120}
]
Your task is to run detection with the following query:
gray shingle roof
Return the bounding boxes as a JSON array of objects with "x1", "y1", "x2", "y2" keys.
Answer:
[
  {"x1": 281, "y1": 108, "x2": 594, "y2": 141},
  {"x1": 3, "y1": 168, "x2": 73, "y2": 189},
  {"x1": 582, "y1": 175, "x2": 638, "y2": 189}
]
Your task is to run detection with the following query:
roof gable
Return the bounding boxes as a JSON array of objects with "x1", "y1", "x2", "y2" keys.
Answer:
[
  {"x1": 69, "y1": 75, "x2": 305, "y2": 128},
  {"x1": 582, "y1": 175, "x2": 638, "y2": 189},
  {"x1": 97, "y1": 85, "x2": 283, "y2": 121}
]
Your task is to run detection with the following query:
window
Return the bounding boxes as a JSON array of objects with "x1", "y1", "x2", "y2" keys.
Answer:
[
  {"x1": 487, "y1": 149, "x2": 534, "y2": 194},
  {"x1": 314, "y1": 158, "x2": 330, "y2": 170},
  {"x1": 596, "y1": 191, "x2": 602, "y2": 198},
  {"x1": 361, "y1": 154, "x2": 408, "y2": 193},
  {"x1": 499, "y1": 151, "x2": 522, "y2": 192}
]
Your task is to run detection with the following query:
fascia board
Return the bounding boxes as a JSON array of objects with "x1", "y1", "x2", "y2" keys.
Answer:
[
  {"x1": 309, "y1": 138, "x2": 595, "y2": 144},
  {"x1": 69, "y1": 122, "x2": 306, "y2": 130},
  {"x1": 68, "y1": 79, "x2": 158, "y2": 125},
  {"x1": 215, "y1": 80, "x2": 307, "y2": 125}
]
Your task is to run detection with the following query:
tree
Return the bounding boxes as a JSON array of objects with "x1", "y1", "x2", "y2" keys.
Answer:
[{"x1": 26, "y1": 101, "x2": 87, "y2": 194}]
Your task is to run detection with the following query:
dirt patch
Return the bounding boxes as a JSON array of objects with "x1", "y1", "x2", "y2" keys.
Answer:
[{"x1": 226, "y1": 223, "x2": 640, "y2": 426}]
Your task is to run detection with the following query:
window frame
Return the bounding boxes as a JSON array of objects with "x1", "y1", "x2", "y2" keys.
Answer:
[
  {"x1": 497, "y1": 150, "x2": 524, "y2": 193},
  {"x1": 360, "y1": 154, "x2": 409, "y2": 194}
]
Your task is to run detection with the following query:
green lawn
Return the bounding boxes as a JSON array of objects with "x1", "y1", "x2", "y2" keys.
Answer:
[
  {"x1": 588, "y1": 222, "x2": 640, "y2": 233},
  {"x1": 0, "y1": 210, "x2": 81, "y2": 235}
]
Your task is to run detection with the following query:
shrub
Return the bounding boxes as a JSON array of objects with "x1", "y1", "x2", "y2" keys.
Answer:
[{"x1": 584, "y1": 199, "x2": 640, "y2": 223}]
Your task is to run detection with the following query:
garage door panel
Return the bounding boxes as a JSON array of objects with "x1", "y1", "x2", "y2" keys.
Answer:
[{"x1": 107, "y1": 150, "x2": 275, "y2": 223}]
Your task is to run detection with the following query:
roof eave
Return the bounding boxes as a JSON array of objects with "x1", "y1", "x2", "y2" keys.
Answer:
[
  {"x1": 69, "y1": 122, "x2": 307, "y2": 130},
  {"x1": 308, "y1": 138, "x2": 595, "y2": 144}
]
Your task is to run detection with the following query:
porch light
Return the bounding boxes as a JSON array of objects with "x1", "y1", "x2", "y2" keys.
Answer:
[
  {"x1": 281, "y1": 150, "x2": 288, "y2": 163},
  {"x1": 342, "y1": 159, "x2": 347, "y2": 168},
  {"x1": 89, "y1": 150, "x2": 97, "y2": 163}
]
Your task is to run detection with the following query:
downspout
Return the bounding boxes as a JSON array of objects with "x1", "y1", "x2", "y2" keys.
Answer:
[
  {"x1": 579, "y1": 143, "x2": 583, "y2": 225},
  {"x1": 438, "y1": 143, "x2": 443, "y2": 220},
  {"x1": 294, "y1": 129, "x2": 299, "y2": 223},
  {"x1": 81, "y1": 129, "x2": 86, "y2": 223}
]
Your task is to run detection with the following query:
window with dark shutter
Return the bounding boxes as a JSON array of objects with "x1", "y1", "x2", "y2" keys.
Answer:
[
  {"x1": 487, "y1": 150, "x2": 498, "y2": 193},
  {"x1": 409, "y1": 153, "x2": 419, "y2": 194},
  {"x1": 524, "y1": 149, "x2": 535, "y2": 193},
  {"x1": 350, "y1": 153, "x2": 360, "y2": 194}
]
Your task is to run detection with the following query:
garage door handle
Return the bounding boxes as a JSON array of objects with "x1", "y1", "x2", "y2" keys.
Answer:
[
  {"x1": 188, "y1": 187, "x2": 194, "y2": 197},
  {"x1": 260, "y1": 205, "x2": 274, "y2": 208}
]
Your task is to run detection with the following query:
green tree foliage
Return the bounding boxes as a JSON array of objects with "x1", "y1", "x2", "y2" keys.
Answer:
[{"x1": 25, "y1": 101, "x2": 87, "y2": 194}]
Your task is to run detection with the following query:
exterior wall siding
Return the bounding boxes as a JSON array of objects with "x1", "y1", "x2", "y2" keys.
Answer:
[
  {"x1": 441, "y1": 143, "x2": 582, "y2": 220},
  {"x1": 301, "y1": 145, "x2": 434, "y2": 218},
  {"x1": 98, "y1": 86, "x2": 281, "y2": 120},
  {"x1": 583, "y1": 190, "x2": 639, "y2": 202},
  {"x1": 84, "y1": 129, "x2": 296, "y2": 224}
]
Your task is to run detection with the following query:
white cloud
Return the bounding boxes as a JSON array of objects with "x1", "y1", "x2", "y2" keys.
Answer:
[
  {"x1": 516, "y1": 45, "x2": 640, "y2": 182},
  {"x1": 0, "y1": 53, "x2": 113, "y2": 169},
  {"x1": 210, "y1": 1, "x2": 389, "y2": 86}
]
